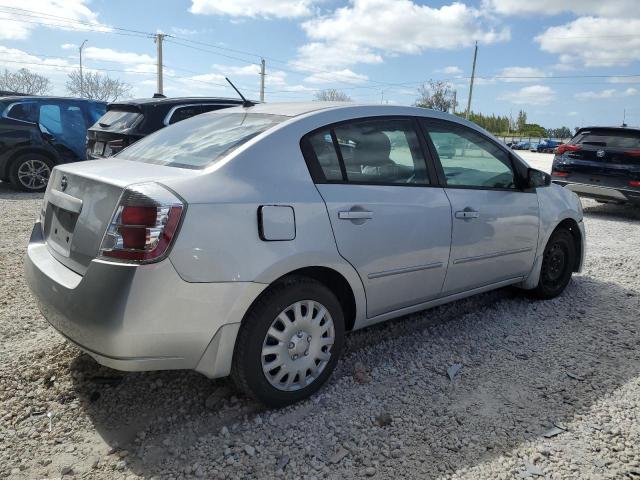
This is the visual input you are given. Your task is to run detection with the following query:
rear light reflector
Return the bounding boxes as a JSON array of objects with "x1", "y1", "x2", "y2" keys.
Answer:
[
  {"x1": 624, "y1": 150, "x2": 640, "y2": 157},
  {"x1": 552, "y1": 171, "x2": 569, "y2": 177},
  {"x1": 555, "y1": 144, "x2": 581, "y2": 155},
  {"x1": 100, "y1": 183, "x2": 185, "y2": 263},
  {"x1": 629, "y1": 180, "x2": 640, "y2": 187}
]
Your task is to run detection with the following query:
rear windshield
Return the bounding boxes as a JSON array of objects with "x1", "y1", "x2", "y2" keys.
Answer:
[
  {"x1": 97, "y1": 109, "x2": 142, "y2": 130},
  {"x1": 573, "y1": 129, "x2": 640, "y2": 149},
  {"x1": 116, "y1": 112, "x2": 288, "y2": 169}
]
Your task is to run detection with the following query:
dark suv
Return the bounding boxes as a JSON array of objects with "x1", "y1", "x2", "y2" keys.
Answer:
[
  {"x1": 86, "y1": 97, "x2": 244, "y2": 159},
  {"x1": 551, "y1": 126, "x2": 640, "y2": 205},
  {"x1": 0, "y1": 96, "x2": 106, "y2": 191}
]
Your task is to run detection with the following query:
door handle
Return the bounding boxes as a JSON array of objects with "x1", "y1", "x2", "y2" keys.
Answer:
[
  {"x1": 454, "y1": 209, "x2": 479, "y2": 219},
  {"x1": 338, "y1": 210, "x2": 373, "y2": 220}
]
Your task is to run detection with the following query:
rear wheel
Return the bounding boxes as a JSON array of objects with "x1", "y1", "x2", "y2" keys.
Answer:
[
  {"x1": 231, "y1": 276, "x2": 345, "y2": 407},
  {"x1": 530, "y1": 228, "x2": 576, "y2": 299},
  {"x1": 9, "y1": 154, "x2": 53, "y2": 192}
]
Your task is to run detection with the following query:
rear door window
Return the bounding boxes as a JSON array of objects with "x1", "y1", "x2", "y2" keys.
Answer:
[
  {"x1": 5, "y1": 101, "x2": 37, "y2": 123},
  {"x1": 39, "y1": 104, "x2": 63, "y2": 135},
  {"x1": 302, "y1": 118, "x2": 430, "y2": 185}
]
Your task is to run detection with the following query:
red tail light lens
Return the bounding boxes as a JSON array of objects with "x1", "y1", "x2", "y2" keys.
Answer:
[
  {"x1": 624, "y1": 150, "x2": 640, "y2": 157},
  {"x1": 551, "y1": 171, "x2": 569, "y2": 177},
  {"x1": 100, "y1": 183, "x2": 185, "y2": 263},
  {"x1": 629, "y1": 180, "x2": 640, "y2": 187},
  {"x1": 555, "y1": 144, "x2": 581, "y2": 155}
]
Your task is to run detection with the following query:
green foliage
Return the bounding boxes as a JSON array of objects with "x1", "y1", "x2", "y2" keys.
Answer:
[{"x1": 454, "y1": 111, "x2": 511, "y2": 133}]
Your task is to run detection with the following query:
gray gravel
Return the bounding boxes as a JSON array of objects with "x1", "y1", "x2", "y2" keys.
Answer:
[{"x1": 1, "y1": 162, "x2": 640, "y2": 479}]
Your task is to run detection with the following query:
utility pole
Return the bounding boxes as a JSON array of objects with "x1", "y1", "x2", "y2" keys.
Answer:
[
  {"x1": 259, "y1": 58, "x2": 265, "y2": 102},
  {"x1": 622, "y1": 108, "x2": 627, "y2": 127},
  {"x1": 79, "y1": 39, "x2": 88, "y2": 98},
  {"x1": 155, "y1": 33, "x2": 165, "y2": 96},
  {"x1": 452, "y1": 90, "x2": 456, "y2": 114},
  {"x1": 465, "y1": 41, "x2": 478, "y2": 120}
]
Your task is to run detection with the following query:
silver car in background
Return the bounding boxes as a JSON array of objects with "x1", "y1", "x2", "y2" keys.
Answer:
[{"x1": 25, "y1": 103, "x2": 585, "y2": 407}]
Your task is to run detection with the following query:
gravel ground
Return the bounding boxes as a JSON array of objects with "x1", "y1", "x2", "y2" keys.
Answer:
[{"x1": 1, "y1": 153, "x2": 640, "y2": 479}]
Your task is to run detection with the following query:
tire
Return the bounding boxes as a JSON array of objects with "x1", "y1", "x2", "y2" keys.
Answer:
[
  {"x1": 530, "y1": 228, "x2": 576, "y2": 299},
  {"x1": 231, "y1": 275, "x2": 345, "y2": 407},
  {"x1": 9, "y1": 153, "x2": 53, "y2": 192}
]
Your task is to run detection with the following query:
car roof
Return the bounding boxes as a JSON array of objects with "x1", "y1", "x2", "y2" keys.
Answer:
[
  {"x1": 110, "y1": 96, "x2": 246, "y2": 107},
  {"x1": 577, "y1": 126, "x2": 640, "y2": 133},
  {"x1": 218, "y1": 102, "x2": 473, "y2": 121},
  {"x1": 0, "y1": 95, "x2": 104, "y2": 103}
]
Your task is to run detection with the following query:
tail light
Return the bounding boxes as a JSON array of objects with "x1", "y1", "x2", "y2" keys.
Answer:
[
  {"x1": 551, "y1": 171, "x2": 569, "y2": 177},
  {"x1": 555, "y1": 144, "x2": 581, "y2": 155},
  {"x1": 629, "y1": 180, "x2": 640, "y2": 187},
  {"x1": 624, "y1": 150, "x2": 640, "y2": 157},
  {"x1": 99, "y1": 183, "x2": 185, "y2": 263}
]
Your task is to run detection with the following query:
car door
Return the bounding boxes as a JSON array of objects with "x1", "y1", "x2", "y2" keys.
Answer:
[
  {"x1": 419, "y1": 119, "x2": 539, "y2": 296},
  {"x1": 301, "y1": 117, "x2": 452, "y2": 319}
]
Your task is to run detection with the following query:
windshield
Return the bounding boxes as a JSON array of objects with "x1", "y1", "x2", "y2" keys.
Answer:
[
  {"x1": 97, "y1": 109, "x2": 142, "y2": 130},
  {"x1": 116, "y1": 112, "x2": 288, "y2": 169}
]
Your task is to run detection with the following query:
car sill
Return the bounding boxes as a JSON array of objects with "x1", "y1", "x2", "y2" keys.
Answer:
[{"x1": 358, "y1": 276, "x2": 524, "y2": 330}]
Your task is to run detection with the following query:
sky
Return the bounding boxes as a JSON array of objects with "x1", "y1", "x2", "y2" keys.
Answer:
[{"x1": 0, "y1": 0, "x2": 638, "y2": 129}]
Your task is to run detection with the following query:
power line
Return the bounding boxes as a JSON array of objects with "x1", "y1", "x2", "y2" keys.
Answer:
[{"x1": 0, "y1": 6, "x2": 155, "y2": 37}]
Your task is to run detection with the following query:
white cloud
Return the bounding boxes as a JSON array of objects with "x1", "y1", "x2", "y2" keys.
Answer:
[
  {"x1": 439, "y1": 66, "x2": 463, "y2": 75},
  {"x1": 575, "y1": 89, "x2": 616, "y2": 100},
  {"x1": 189, "y1": 0, "x2": 315, "y2": 18},
  {"x1": 293, "y1": 42, "x2": 383, "y2": 71},
  {"x1": 484, "y1": 0, "x2": 639, "y2": 17},
  {"x1": 304, "y1": 69, "x2": 368, "y2": 85},
  {"x1": 302, "y1": 0, "x2": 510, "y2": 55},
  {"x1": 499, "y1": 85, "x2": 556, "y2": 105},
  {"x1": 61, "y1": 43, "x2": 77, "y2": 50},
  {"x1": 0, "y1": 0, "x2": 110, "y2": 40},
  {"x1": 291, "y1": 0, "x2": 509, "y2": 88},
  {"x1": 536, "y1": 17, "x2": 640, "y2": 68},
  {"x1": 496, "y1": 66, "x2": 547, "y2": 82},
  {"x1": 608, "y1": 76, "x2": 640, "y2": 84},
  {"x1": 575, "y1": 87, "x2": 639, "y2": 100},
  {"x1": 83, "y1": 47, "x2": 155, "y2": 66}
]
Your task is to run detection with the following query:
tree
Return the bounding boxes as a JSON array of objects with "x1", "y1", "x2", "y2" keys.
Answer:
[
  {"x1": 66, "y1": 70, "x2": 131, "y2": 102},
  {"x1": 516, "y1": 110, "x2": 527, "y2": 132},
  {"x1": 415, "y1": 80, "x2": 457, "y2": 112},
  {"x1": 0, "y1": 68, "x2": 51, "y2": 95},
  {"x1": 313, "y1": 89, "x2": 352, "y2": 102}
]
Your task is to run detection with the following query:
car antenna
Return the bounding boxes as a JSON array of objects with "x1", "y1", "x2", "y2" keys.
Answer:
[{"x1": 225, "y1": 77, "x2": 254, "y2": 108}]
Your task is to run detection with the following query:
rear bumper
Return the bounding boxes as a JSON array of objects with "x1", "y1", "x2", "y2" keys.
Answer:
[
  {"x1": 24, "y1": 222, "x2": 266, "y2": 377},
  {"x1": 553, "y1": 180, "x2": 640, "y2": 204}
]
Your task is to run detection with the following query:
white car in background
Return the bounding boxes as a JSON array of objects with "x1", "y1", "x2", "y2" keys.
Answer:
[{"x1": 25, "y1": 103, "x2": 585, "y2": 407}]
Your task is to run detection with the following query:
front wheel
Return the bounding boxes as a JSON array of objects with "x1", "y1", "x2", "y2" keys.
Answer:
[
  {"x1": 530, "y1": 228, "x2": 576, "y2": 299},
  {"x1": 231, "y1": 276, "x2": 345, "y2": 407},
  {"x1": 9, "y1": 154, "x2": 53, "y2": 192}
]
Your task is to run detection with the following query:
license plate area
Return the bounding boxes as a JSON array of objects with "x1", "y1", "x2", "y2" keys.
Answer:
[{"x1": 44, "y1": 204, "x2": 79, "y2": 257}]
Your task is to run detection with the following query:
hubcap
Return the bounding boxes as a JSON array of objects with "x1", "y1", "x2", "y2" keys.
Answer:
[
  {"x1": 17, "y1": 159, "x2": 50, "y2": 190},
  {"x1": 261, "y1": 300, "x2": 335, "y2": 392}
]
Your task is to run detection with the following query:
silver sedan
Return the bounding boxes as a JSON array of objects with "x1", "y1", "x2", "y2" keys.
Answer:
[{"x1": 25, "y1": 103, "x2": 585, "y2": 407}]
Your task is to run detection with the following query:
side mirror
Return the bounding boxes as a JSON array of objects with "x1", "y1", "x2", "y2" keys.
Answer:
[{"x1": 527, "y1": 168, "x2": 551, "y2": 188}]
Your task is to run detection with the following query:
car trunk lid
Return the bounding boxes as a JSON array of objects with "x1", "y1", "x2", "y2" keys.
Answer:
[{"x1": 42, "y1": 159, "x2": 196, "y2": 275}]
